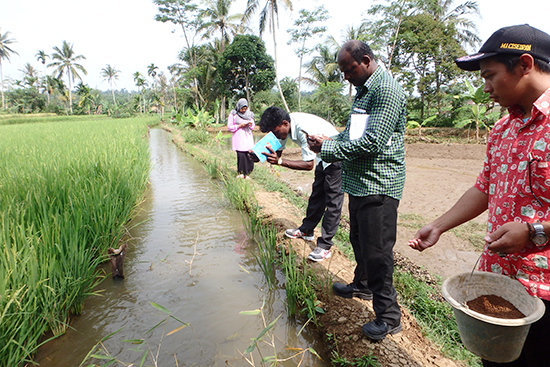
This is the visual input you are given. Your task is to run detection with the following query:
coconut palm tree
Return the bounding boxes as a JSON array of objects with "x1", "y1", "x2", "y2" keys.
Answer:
[
  {"x1": 147, "y1": 63, "x2": 159, "y2": 90},
  {"x1": 48, "y1": 40, "x2": 87, "y2": 114},
  {"x1": 0, "y1": 29, "x2": 19, "y2": 109},
  {"x1": 421, "y1": 0, "x2": 481, "y2": 49},
  {"x1": 36, "y1": 50, "x2": 50, "y2": 103},
  {"x1": 19, "y1": 63, "x2": 39, "y2": 88},
  {"x1": 199, "y1": 0, "x2": 247, "y2": 119},
  {"x1": 199, "y1": 0, "x2": 245, "y2": 53},
  {"x1": 100, "y1": 64, "x2": 120, "y2": 106},
  {"x1": 303, "y1": 42, "x2": 342, "y2": 88},
  {"x1": 133, "y1": 71, "x2": 147, "y2": 114},
  {"x1": 242, "y1": 0, "x2": 293, "y2": 112}
]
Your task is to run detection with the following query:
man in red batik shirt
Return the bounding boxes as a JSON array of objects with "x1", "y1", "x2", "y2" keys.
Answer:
[{"x1": 408, "y1": 24, "x2": 550, "y2": 367}]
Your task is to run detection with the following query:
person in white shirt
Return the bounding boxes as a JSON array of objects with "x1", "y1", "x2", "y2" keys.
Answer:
[{"x1": 258, "y1": 106, "x2": 344, "y2": 262}]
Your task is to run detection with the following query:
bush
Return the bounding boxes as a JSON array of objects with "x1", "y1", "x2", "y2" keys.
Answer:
[{"x1": 182, "y1": 128, "x2": 211, "y2": 144}]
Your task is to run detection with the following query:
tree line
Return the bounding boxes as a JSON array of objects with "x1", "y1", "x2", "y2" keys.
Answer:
[{"x1": 0, "y1": 0, "x2": 496, "y2": 132}]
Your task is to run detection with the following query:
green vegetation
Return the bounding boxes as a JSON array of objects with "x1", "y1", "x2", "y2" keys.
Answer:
[
  {"x1": 81, "y1": 302, "x2": 192, "y2": 367},
  {"x1": 2, "y1": 0, "x2": 496, "y2": 135},
  {"x1": 170, "y1": 123, "x2": 481, "y2": 366},
  {"x1": 0, "y1": 115, "x2": 154, "y2": 366}
]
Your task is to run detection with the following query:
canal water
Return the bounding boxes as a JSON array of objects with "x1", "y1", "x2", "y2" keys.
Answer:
[{"x1": 34, "y1": 129, "x2": 327, "y2": 366}]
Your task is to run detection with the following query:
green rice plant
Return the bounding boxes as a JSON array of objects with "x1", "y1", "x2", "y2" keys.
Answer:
[
  {"x1": 221, "y1": 174, "x2": 257, "y2": 213},
  {"x1": 0, "y1": 116, "x2": 154, "y2": 366},
  {"x1": 280, "y1": 246, "x2": 324, "y2": 325},
  {"x1": 204, "y1": 158, "x2": 221, "y2": 178},
  {"x1": 80, "y1": 302, "x2": 192, "y2": 367},
  {"x1": 240, "y1": 299, "x2": 321, "y2": 366},
  {"x1": 393, "y1": 270, "x2": 480, "y2": 366},
  {"x1": 0, "y1": 113, "x2": 106, "y2": 126},
  {"x1": 249, "y1": 223, "x2": 279, "y2": 289}
]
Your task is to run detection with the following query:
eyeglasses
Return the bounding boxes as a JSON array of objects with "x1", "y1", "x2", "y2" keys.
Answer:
[{"x1": 528, "y1": 155, "x2": 543, "y2": 207}]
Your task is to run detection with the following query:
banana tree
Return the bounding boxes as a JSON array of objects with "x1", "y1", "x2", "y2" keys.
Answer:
[{"x1": 455, "y1": 80, "x2": 500, "y2": 142}]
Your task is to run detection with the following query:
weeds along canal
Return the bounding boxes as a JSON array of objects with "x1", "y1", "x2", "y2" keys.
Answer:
[{"x1": 33, "y1": 128, "x2": 327, "y2": 366}]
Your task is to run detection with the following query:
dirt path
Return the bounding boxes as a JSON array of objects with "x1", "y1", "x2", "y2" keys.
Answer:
[{"x1": 253, "y1": 142, "x2": 488, "y2": 366}]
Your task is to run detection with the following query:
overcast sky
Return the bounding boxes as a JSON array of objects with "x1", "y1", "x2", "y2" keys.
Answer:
[{"x1": 2, "y1": 0, "x2": 550, "y2": 92}]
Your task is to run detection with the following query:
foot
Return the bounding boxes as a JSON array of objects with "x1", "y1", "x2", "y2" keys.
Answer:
[
  {"x1": 332, "y1": 282, "x2": 373, "y2": 300},
  {"x1": 236, "y1": 174, "x2": 244, "y2": 179},
  {"x1": 284, "y1": 228, "x2": 314, "y2": 242},
  {"x1": 307, "y1": 247, "x2": 331, "y2": 262},
  {"x1": 361, "y1": 319, "x2": 402, "y2": 341}
]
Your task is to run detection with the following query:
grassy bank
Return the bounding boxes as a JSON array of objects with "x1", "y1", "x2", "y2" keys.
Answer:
[
  {"x1": 0, "y1": 116, "x2": 155, "y2": 366},
  {"x1": 170, "y1": 123, "x2": 480, "y2": 366}
]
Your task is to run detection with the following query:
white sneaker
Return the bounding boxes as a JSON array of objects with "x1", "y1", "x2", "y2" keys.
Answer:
[
  {"x1": 307, "y1": 247, "x2": 331, "y2": 262},
  {"x1": 284, "y1": 228, "x2": 314, "y2": 241}
]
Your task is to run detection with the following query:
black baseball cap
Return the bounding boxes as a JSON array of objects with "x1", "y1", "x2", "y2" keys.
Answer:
[{"x1": 455, "y1": 24, "x2": 550, "y2": 71}]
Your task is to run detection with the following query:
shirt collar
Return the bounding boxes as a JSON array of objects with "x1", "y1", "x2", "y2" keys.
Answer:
[
  {"x1": 289, "y1": 117, "x2": 298, "y2": 141},
  {"x1": 533, "y1": 87, "x2": 550, "y2": 118},
  {"x1": 354, "y1": 66, "x2": 382, "y2": 98}
]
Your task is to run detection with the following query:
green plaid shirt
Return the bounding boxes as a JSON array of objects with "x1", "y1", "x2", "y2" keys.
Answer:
[{"x1": 320, "y1": 67, "x2": 406, "y2": 199}]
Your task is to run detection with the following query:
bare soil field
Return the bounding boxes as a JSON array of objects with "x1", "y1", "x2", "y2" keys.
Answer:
[{"x1": 254, "y1": 141, "x2": 488, "y2": 366}]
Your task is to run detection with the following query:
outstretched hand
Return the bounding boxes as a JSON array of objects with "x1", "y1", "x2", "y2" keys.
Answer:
[{"x1": 407, "y1": 224, "x2": 443, "y2": 252}]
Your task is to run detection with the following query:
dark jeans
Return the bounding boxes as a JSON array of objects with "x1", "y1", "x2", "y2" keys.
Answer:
[
  {"x1": 482, "y1": 299, "x2": 550, "y2": 367},
  {"x1": 299, "y1": 161, "x2": 344, "y2": 250},
  {"x1": 236, "y1": 150, "x2": 254, "y2": 176},
  {"x1": 349, "y1": 194, "x2": 401, "y2": 327}
]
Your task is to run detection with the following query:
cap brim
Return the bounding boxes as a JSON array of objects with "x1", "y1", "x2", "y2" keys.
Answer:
[{"x1": 455, "y1": 52, "x2": 498, "y2": 71}]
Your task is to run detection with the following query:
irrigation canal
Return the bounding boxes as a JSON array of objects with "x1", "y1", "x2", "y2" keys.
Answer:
[{"x1": 34, "y1": 128, "x2": 328, "y2": 366}]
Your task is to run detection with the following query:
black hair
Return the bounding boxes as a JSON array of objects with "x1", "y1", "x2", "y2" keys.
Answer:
[
  {"x1": 493, "y1": 54, "x2": 550, "y2": 74},
  {"x1": 259, "y1": 106, "x2": 291, "y2": 133},
  {"x1": 340, "y1": 40, "x2": 375, "y2": 63}
]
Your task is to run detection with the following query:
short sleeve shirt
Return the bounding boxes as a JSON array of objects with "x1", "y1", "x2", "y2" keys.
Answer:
[
  {"x1": 476, "y1": 87, "x2": 550, "y2": 300},
  {"x1": 279, "y1": 112, "x2": 339, "y2": 166}
]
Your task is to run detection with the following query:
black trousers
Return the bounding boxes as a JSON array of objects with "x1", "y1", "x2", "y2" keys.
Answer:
[
  {"x1": 349, "y1": 194, "x2": 401, "y2": 327},
  {"x1": 299, "y1": 161, "x2": 344, "y2": 250},
  {"x1": 482, "y1": 299, "x2": 550, "y2": 367},
  {"x1": 236, "y1": 150, "x2": 254, "y2": 176}
]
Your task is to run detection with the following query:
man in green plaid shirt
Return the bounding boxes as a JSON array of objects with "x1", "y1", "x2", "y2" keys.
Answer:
[{"x1": 308, "y1": 40, "x2": 406, "y2": 341}]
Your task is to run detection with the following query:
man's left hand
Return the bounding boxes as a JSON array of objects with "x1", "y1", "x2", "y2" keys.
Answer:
[{"x1": 485, "y1": 222, "x2": 530, "y2": 253}]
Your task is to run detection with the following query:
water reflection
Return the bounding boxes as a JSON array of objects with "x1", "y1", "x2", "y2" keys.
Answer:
[{"x1": 34, "y1": 129, "x2": 327, "y2": 366}]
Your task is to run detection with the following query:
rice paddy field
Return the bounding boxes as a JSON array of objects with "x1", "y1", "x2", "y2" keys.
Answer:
[{"x1": 0, "y1": 114, "x2": 156, "y2": 366}]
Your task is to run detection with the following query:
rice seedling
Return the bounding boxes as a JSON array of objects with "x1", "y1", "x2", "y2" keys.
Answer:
[
  {"x1": 249, "y1": 222, "x2": 279, "y2": 289},
  {"x1": 80, "y1": 302, "x2": 193, "y2": 367},
  {"x1": 239, "y1": 299, "x2": 321, "y2": 366},
  {"x1": 280, "y1": 246, "x2": 324, "y2": 325},
  {"x1": 0, "y1": 116, "x2": 154, "y2": 366},
  {"x1": 221, "y1": 174, "x2": 257, "y2": 213}
]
